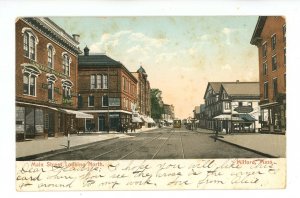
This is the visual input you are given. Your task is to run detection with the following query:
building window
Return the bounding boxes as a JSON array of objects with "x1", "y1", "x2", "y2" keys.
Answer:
[
  {"x1": 88, "y1": 95, "x2": 94, "y2": 107},
  {"x1": 262, "y1": 42, "x2": 267, "y2": 57},
  {"x1": 225, "y1": 102, "x2": 230, "y2": 110},
  {"x1": 91, "y1": 75, "x2": 96, "y2": 89},
  {"x1": 102, "y1": 95, "x2": 109, "y2": 107},
  {"x1": 23, "y1": 73, "x2": 36, "y2": 96},
  {"x1": 29, "y1": 36, "x2": 36, "y2": 60},
  {"x1": 264, "y1": 82, "x2": 269, "y2": 99},
  {"x1": 123, "y1": 77, "x2": 126, "y2": 91},
  {"x1": 47, "y1": 44, "x2": 55, "y2": 68},
  {"x1": 62, "y1": 80, "x2": 73, "y2": 104},
  {"x1": 102, "y1": 75, "x2": 108, "y2": 89},
  {"x1": 272, "y1": 55, "x2": 277, "y2": 71},
  {"x1": 78, "y1": 95, "x2": 83, "y2": 108},
  {"x1": 97, "y1": 75, "x2": 101, "y2": 89},
  {"x1": 22, "y1": 28, "x2": 39, "y2": 61},
  {"x1": 263, "y1": 62, "x2": 268, "y2": 75},
  {"x1": 63, "y1": 86, "x2": 71, "y2": 99},
  {"x1": 271, "y1": 34, "x2": 276, "y2": 50},
  {"x1": 284, "y1": 74, "x2": 286, "y2": 88},
  {"x1": 283, "y1": 24, "x2": 286, "y2": 42},
  {"x1": 62, "y1": 53, "x2": 70, "y2": 76},
  {"x1": 48, "y1": 81, "x2": 54, "y2": 100},
  {"x1": 23, "y1": 32, "x2": 29, "y2": 57},
  {"x1": 273, "y1": 78, "x2": 278, "y2": 98},
  {"x1": 90, "y1": 75, "x2": 96, "y2": 89}
]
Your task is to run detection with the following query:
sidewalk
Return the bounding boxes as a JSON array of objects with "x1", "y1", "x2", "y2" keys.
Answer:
[
  {"x1": 215, "y1": 133, "x2": 286, "y2": 158},
  {"x1": 16, "y1": 127, "x2": 158, "y2": 159}
]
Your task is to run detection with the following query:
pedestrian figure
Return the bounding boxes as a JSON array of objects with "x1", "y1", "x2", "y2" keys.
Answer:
[{"x1": 214, "y1": 129, "x2": 219, "y2": 142}]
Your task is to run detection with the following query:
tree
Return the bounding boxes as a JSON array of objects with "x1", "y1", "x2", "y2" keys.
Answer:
[{"x1": 150, "y1": 89, "x2": 164, "y2": 120}]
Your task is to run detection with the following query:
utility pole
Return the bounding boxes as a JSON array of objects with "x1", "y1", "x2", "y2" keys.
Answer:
[{"x1": 107, "y1": 66, "x2": 110, "y2": 133}]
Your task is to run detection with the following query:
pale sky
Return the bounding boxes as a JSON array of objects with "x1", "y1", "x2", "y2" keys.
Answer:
[{"x1": 51, "y1": 16, "x2": 259, "y2": 119}]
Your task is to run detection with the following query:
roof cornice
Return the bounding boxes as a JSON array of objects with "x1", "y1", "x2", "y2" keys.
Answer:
[
  {"x1": 21, "y1": 17, "x2": 82, "y2": 55},
  {"x1": 250, "y1": 16, "x2": 267, "y2": 46}
]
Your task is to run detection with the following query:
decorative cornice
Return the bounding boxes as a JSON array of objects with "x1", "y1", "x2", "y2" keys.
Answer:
[{"x1": 21, "y1": 18, "x2": 82, "y2": 55}]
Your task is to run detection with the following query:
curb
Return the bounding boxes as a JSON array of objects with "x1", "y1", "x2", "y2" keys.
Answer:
[
  {"x1": 16, "y1": 137, "x2": 120, "y2": 161},
  {"x1": 209, "y1": 136, "x2": 277, "y2": 158}
]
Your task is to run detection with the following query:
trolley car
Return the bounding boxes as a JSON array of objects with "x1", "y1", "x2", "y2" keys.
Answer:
[{"x1": 173, "y1": 119, "x2": 182, "y2": 128}]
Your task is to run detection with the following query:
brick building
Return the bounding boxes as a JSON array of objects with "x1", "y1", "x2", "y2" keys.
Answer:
[
  {"x1": 250, "y1": 16, "x2": 286, "y2": 133},
  {"x1": 132, "y1": 66, "x2": 154, "y2": 127},
  {"x1": 16, "y1": 17, "x2": 84, "y2": 140},
  {"x1": 78, "y1": 47, "x2": 138, "y2": 132},
  {"x1": 132, "y1": 66, "x2": 151, "y2": 116}
]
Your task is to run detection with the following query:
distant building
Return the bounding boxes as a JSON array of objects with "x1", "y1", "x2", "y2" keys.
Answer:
[
  {"x1": 193, "y1": 106, "x2": 200, "y2": 128},
  {"x1": 199, "y1": 104, "x2": 206, "y2": 128},
  {"x1": 250, "y1": 16, "x2": 286, "y2": 133},
  {"x1": 131, "y1": 66, "x2": 155, "y2": 127},
  {"x1": 162, "y1": 104, "x2": 175, "y2": 125},
  {"x1": 77, "y1": 47, "x2": 137, "y2": 132},
  {"x1": 16, "y1": 17, "x2": 83, "y2": 140}
]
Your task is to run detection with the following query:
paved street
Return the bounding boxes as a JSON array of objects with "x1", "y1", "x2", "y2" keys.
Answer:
[{"x1": 31, "y1": 127, "x2": 266, "y2": 160}]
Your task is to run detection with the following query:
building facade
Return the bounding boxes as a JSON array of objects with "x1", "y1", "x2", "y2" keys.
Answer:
[
  {"x1": 78, "y1": 47, "x2": 137, "y2": 132},
  {"x1": 217, "y1": 82, "x2": 260, "y2": 133},
  {"x1": 16, "y1": 17, "x2": 82, "y2": 140},
  {"x1": 250, "y1": 16, "x2": 286, "y2": 133},
  {"x1": 203, "y1": 82, "x2": 223, "y2": 130},
  {"x1": 132, "y1": 66, "x2": 151, "y2": 116}
]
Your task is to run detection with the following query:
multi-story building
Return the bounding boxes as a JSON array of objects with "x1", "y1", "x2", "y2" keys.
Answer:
[
  {"x1": 132, "y1": 66, "x2": 151, "y2": 116},
  {"x1": 217, "y1": 82, "x2": 260, "y2": 133},
  {"x1": 132, "y1": 66, "x2": 155, "y2": 127},
  {"x1": 77, "y1": 47, "x2": 137, "y2": 132},
  {"x1": 250, "y1": 16, "x2": 286, "y2": 133},
  {"x1": 203, "y1": 82, "x2": 223, "y2": 130},
  {"x1": 16, "y1": 17, "x2": 84, "y2": 140}
]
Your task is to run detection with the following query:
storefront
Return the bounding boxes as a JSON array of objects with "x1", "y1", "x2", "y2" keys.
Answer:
[
  {"x1": 16, "y1": 102, "x2": 93, "y2": 141},
  {"x1": 260, "y1": 102, "x2": 286, "y2": 133}
]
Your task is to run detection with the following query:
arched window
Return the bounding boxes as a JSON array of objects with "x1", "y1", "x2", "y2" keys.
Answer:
[
  {"x1": 22, "y1": 28, "x2": 39, "y2": 61},
  {"x1": 47, "y1": 44, "x2": 55, "y2": 68},
  {"x1": 62, "y1": 80, "x2": 73, "y2": 100},
  {"x1": 23, "y1": 32, "x2": 29, "y2": 57},
  {"x1": 22, "y1": 66, "x2": 40, "y2": 96},
  {"x1": 46, "y1": 74, "x2": 57, "y2": 101},
  {"x1": 62, "y1": 53, "x2": 70, "y2": 76}
]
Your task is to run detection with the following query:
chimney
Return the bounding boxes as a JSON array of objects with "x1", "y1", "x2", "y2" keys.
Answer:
[
  {"x1": 84, "y1": 46, "x2": 89, "y2": 56},
  {"x1": 72, "y1": 34, "x2": 80, "y2": 42}
]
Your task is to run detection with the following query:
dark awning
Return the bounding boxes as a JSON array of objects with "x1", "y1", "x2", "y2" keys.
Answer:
[{"x1": 238, "y1": 114, "x2": 256, "y2": 122}]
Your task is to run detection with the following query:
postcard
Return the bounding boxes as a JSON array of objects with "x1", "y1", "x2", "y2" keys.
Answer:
[{"x1": 14, "y1": 15, "x2": 287, "y2": 191}]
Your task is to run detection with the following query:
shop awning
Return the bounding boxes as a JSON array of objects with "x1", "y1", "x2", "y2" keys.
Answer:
[
  {"x1": 213, "y1": 114, "x2": 232, "y2": 120},
  {"x1": 132, "y1": 117, "x2": 143, "y2": 123},
  {"x1": 213, "y1": 114, "x2": 243, "y2": 121},
  {"x1": 147, "y1": 117, "x2": 156, "y2": 123},
  {"x1": 59, "y1": 109, "x2": 94, "y2": 119},
  {"x1": 238, "y1": 114, "x2": 257, "y2": 122}
]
